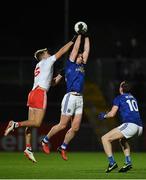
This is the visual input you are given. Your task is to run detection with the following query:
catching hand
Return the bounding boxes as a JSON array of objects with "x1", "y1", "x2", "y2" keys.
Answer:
[
  {"x1": 77, "y1": 23, "x2": 88, "y2": 36},
  {"x1": 78, "y1": 23, "x2": 83, "y2": 31},
  {"x1": 98, "y1": 112, "x2": 107, "y2": 120}
]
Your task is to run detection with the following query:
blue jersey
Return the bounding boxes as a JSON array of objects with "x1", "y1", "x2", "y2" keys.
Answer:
[
  {"x1": 65, "y1": 59, "x2": 85, "y2": 93},
  {"x1": 113, "y1": 93, "x2": 143, "y2": 126}
]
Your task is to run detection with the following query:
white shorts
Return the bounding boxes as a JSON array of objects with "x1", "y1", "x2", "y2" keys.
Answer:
[
  {"x1": 118, "y1": 123, "x2": 143, "y2": 139},
  {"x1": 61, "y1": 92, "x2": 83, "y2": 116}
]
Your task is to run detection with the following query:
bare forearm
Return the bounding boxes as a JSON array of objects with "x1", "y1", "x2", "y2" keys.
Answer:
[
  {"x1": 74, "y1": 35, "x2": 81, "y2": 51},
  {"x1": 105, "y1": 111, "x2": 115, "y2": 118},
  {"x1": 55, "y1": 41, "x2": 73, "y2": 60},
  {"x1": 84, "y1": 37, "x2": 90, "y2": 52},
  {"x1": 105, "y1": 106, "x2": 118, "y2": 118},
  {"x1": 52, "y1": 74, "x2": 63, "y2": 86},
  {"x1": 60, "y1": 41, "x2": 73, "y2": 54}
]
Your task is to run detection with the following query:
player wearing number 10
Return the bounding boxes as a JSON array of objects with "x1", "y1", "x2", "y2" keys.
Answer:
[{"x1": 98, "y1": 81, "x2": 143, "y2": 173}]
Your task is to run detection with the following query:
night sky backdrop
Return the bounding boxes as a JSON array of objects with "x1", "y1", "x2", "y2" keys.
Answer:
[{"x1": 0, "y1": 1, "x2": 146, "y2": 58}]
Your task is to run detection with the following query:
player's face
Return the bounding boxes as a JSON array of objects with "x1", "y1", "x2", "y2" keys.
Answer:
[
  {"x1": 41, "y1": 51, "x2": 50, "y2": 60},
  {"x1": 119, "y1": 86, "x2": 122, "y2": 94},
  {"x1": 119, "y1": 81, "x2": 125, "y2": 94}
]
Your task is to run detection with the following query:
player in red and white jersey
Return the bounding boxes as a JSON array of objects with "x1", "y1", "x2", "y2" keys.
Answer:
[
  {"x1": 4, "y1": 37, "x2": 76, "y2": 162},
  {"x1": 33, "y1": 53, "x2": 57, "y2": 91}
]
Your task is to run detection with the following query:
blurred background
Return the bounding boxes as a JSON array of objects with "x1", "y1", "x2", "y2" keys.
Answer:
[{"x1": 0, "y1": 1, "x2": 145, "y2": 152}]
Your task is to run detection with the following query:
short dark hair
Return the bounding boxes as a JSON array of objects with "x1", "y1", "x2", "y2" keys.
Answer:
[{"x1": 121, "y1": 81, "x2": 131, "y2": 93}]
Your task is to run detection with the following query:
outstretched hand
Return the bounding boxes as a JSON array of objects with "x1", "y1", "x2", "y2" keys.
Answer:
[
  {"x1": 78, "y1": 29, "x2": 89, "y2": 37},
  {"x1": 77, "y1": 23, "x2": 87, "y2": 35},
  {"x1": 78, "y1": 23, "x2": 83, "y2": 31},
  {"x1": 98, "y1": 112, "x2": 107, "y2": 120}
]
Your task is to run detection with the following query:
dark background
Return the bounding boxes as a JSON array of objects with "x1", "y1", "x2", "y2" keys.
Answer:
[
  {"x1": 0, "y1": 1, "x2": 146, "y2": 152},
  {"x1": 1, "y1": 1, "x2": 146, "y2": 58}
]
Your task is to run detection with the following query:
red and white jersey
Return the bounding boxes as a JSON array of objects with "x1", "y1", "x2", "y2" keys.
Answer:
[{"x1": 32, "y1": 55, "x2": 56, "y2": 91}]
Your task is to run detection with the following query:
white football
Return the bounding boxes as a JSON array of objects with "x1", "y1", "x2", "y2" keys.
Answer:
[{"x1": 74, "y1": 21, "x2": 88, "y2": 34}]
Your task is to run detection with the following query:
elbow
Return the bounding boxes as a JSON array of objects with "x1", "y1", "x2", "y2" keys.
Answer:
[{"x1": 110, "y1": 114, "x2": 115, "y2": 118}]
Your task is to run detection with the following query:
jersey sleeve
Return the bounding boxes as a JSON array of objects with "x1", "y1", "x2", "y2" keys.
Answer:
[
  {"x1": 113, "y1": 96, "x2": 120, "y2": 107},
  {"x1": 49, "y1": 55, "x2": 56, "y2": 62},
  {"x1": 45, "y1": 55, "x2": 56, "y2": 66}
]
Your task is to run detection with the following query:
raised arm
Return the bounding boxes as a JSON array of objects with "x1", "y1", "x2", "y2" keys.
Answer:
[
  {"x1": 69, "y1": 35, "x2": 81, "y2": 61},
  {"x1": 82, "y1": 36, "x2": 90, "y2": 64},
  {"x1": 55, "y1": 40, "x2": 74, "y2": 60}
]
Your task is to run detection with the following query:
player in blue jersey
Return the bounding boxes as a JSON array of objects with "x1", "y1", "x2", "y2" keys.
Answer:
[
  {"x1": 41, "y1": 34, "x2": 90, "y2": 160},
  {"x1": 98, "y1": 81, "x2": 143, "y2": 173}
]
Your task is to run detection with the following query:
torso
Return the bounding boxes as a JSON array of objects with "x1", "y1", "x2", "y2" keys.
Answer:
[
  {"x1": 32, "y1": 55, "x2": 56, "y2": 91},
  {"x1": 113, "y1": 93, "x2": 143, "y2": 126},
  {"x1": 65, "y1": 59, "x2": 85, "y2": 93}
]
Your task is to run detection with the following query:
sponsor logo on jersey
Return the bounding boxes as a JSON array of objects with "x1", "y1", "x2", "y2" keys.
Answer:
[{"x1": 75, "y1": 66, "x2": 85, "y2": 73}]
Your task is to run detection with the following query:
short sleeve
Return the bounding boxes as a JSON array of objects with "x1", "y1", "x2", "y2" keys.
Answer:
[
  {"x1": 49, "y1": 55, "x2": 56, "y2": 62},
  {"x1": 44, "y1": 55, "x2": 56, "y2": 66},
  {"x1": 113, "y1": 96, "x2": 120, "y2": 107}
]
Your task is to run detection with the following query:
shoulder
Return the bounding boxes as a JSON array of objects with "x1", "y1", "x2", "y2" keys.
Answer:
[
  {"x1": 114, "y1": 95, "x2": 121, "y2": 100},
  {"x1": 42, "y1": 55, "x2": 56, "y2": 65},
  {"x1": 48, "y1": 55, "x2": 56, "y2": 61},
  {"x1": 113, "y1": 95, "x2": 121, "y2": 104}
]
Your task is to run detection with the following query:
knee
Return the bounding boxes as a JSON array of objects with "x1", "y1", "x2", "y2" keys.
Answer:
[
  {"x1": 72, "y1": 126, "x2": 80, "y2": 132},
  {"x1": 101, "y1": 135, "x2": 110, "y2": 143},
  {"x1": 25, "y1": 127, "x2": 32, "y2": 134},
  {"x1": 58, "y1": 123, "x2": 67, "y2": 130},
  {"x1": 101, "y1": 135, "x2": 106, "y2": 143}
]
